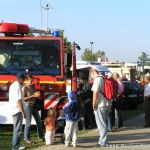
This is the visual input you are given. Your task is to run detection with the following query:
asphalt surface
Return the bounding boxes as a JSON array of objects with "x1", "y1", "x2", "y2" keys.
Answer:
[{"x1": 32, "y1": 114, "x2": 150, "y2": 150}]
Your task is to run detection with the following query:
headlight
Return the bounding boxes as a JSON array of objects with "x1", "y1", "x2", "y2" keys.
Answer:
[{"x1": 1, "y1": 84, "x2": 8, "y2": 91}]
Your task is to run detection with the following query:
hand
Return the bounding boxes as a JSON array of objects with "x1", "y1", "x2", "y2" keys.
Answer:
[
  {"x1": 93, "y1": 104, "x2": 97, "y2": 111},
  {"x1": 33, "y1": 91, "x2": 40, "y2": 98},
  {"x1": 22, "y1": 112, "x2": 26, "y2": 119}
]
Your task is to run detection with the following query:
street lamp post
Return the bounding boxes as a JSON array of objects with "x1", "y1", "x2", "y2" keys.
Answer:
[
  {"x1": 72, "y1": 42, "x2": 80, "y2": 93},
  {"x1": 90, "y1": 42, "x2": 93, "y2": 61}
]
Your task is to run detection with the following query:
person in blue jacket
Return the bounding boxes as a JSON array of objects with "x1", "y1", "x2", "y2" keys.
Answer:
[{"x1": 63, "y1": 91, "x2": 80, "y2": 147}]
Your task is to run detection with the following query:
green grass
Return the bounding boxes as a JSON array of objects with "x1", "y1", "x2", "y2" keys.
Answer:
[
  {"x1": 0, "y1": 125, "x2": 91, "y2": 150},
  {"x1": 0, "y1": 126, "x2": 45, "y2": 150},
  {"x1": 0, "y1": 105, "x2": 144, "y2": 150}
]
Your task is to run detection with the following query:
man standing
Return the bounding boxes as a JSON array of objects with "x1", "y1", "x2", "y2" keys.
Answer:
[
  {"x1": 9, "y1": 73, "x2": 26, "y2": 150},
  {"x1": 78, "y1": 75, "x2": 95, "y2": 129},
  {"x1": 144, "y1": 75, "x2": 150, "y2": 127},
  {"x1": 91, "y1": 69, "x2": 111, "y2": 147}
]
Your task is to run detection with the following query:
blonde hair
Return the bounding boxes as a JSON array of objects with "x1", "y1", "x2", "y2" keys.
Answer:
[{"x1": 47, "y1": 107, "x2": 56, "y2": 117}]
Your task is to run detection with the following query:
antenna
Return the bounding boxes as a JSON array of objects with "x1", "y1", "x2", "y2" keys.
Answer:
[
  {"x1": 45, "y1": 2, "x2": 50, "y2": 29},
  {"x1": 40, "y1": 0, "x2": 52, "y2": 29},
  {"x1": 40, "y1": 0, "x2": 43, "y2": 28}
]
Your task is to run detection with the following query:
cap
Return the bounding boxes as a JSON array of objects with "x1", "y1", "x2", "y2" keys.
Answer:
[{"x1": 16, "y1": 72, "x2": 26, "y2": 80}]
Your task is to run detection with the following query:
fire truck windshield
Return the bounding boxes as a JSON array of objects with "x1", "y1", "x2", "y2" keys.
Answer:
[{"x1": 0, "y1": 40, "x2": 61, "y2": 75}]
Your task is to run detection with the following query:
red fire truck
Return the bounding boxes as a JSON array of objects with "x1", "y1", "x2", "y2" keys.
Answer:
[{"x1": 0, "y1": 22, "x2": 77, "y2": 124}]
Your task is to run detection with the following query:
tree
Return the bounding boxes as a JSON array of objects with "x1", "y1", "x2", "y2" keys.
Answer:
[
  {"x1": 81, "y1": 48, "x2": 93, "y2": 61},
  {"x1": 138, "y1": 52, "x2": 150, "y2": 66},
  {"x1": 64, "y1": 37, "x2": 72, "y2": 53},
  {"x1": 60, "y1": 30, "x2": 72, "y2": 53},
  {"x1": 81, "y1": 49, "x2": 106, "y2": 61},
  {"x1": 94, "y1": 50, "x2": 105, "y2": 61}
]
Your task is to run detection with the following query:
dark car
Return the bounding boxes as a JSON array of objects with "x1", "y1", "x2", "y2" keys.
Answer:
[{"x1": 121, "y1": 81, "x2": 144, "y2": 109}]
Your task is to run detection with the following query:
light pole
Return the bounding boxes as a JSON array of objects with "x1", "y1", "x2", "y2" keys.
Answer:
[
  {"x1": 90, "y1": 42, "x2": 93, "y2": 61},
  {"x1": 72, "y1": 42, "x2": 80, "y2": 93}
]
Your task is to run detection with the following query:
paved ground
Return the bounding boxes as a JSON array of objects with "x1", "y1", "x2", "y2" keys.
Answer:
[{"x1": 33, "y1": 114, "x2": 150, "y2": 150}]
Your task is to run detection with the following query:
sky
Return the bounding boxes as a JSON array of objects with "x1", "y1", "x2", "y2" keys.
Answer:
[{"x1": 0, "y1": 0, "x2": 150, "y2": 62}]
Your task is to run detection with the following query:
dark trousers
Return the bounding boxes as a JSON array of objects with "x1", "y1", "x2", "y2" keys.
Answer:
[
  {"x1": 108, "y1": 99, "x2": 123, "y2": 130},
  {"x1": 144, "y1": 96, "x2": 150, "y2": 126}
]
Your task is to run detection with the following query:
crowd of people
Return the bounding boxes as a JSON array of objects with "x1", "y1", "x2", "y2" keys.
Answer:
[{"x1": 9, "y1": 70, "x2": 150, "y2": 149}]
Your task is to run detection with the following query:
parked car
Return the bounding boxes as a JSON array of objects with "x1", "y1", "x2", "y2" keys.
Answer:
[{"x1": 121, "y1": 81, "x2": 144, "y2": 109}]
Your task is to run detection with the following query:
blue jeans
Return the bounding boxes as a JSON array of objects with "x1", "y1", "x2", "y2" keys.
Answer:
[
  {"x1": 24, "y1": 104, "x2": 44, "y2": 140},
  {"x1": 12, "y1": 112, "x2": 23, "y2": 150},
  {"x1": 94, "y1": 107, "x2": 109, "y2": 146}
]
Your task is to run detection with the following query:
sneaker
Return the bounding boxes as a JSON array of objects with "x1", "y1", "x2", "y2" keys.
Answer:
[
  {"x1": 18, "y1": 146, "x2": 25, "y2": 150},
  {"x1": 24, "y1": 140, "x2": 32, "y2": 144},
  {"x1": 65, "y1": 143, "x2": 70, "y2": 147},
  {"x1": 72, "y1": 144, "x2": 77, "y2": 147}
]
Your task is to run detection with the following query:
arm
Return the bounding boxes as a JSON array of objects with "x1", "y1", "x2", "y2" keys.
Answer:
[
  {"x1": 91, "y1": 77, "x2": 100, "y2": 110},
  {"x1": 22, "y1": 86, "x2": 39, "y2": 101},
  {"x1": 92, "y1": 91, "x2": 98, "y2": 111},
  {"x1": 17, "y1": 99, "x2": 26, "y2": 118}
]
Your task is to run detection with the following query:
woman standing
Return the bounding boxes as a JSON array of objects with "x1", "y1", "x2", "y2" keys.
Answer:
[{"x1": 23, "y1": 74, "x2": 44, "y2": 144}]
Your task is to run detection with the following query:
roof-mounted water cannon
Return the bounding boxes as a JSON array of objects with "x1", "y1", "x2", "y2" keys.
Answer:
[{"x1": 29, "y1": 27, "x2": 51, "y2": 34}]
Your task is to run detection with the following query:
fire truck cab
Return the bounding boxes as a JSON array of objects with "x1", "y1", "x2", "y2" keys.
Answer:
[{"x1": 0, "y1": 22, "x2": 71, "y2": 124}]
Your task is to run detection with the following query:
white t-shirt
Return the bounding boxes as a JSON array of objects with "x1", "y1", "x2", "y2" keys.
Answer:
[
  {"x1": 9, "y1": 81, "x2": 24, "y2": 115},
  {"x1": 91, "y1": 77, "x2": 111, "y2": 107},
  {"x1": 144, "y1": 83, "x2": 150, "y2": 97}
]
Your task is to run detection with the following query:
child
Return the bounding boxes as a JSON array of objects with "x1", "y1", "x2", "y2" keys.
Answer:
[
  {"x1": 55, "y1": 109, "x2": 66, "y2": 143},
  {"x1": 63, "y1": 91, "x2": 80, "y2": 147},
  {"x1": 44, "y1": 107, "x2": 56, "y2": 145},
  {"x1": 56, "y1": 109, "x2": 66, "y2": 133}
]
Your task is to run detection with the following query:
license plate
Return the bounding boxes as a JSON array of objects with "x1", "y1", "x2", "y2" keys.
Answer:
[{"x1": 128, "y1": 94, "x2": 137, "y2": 98}]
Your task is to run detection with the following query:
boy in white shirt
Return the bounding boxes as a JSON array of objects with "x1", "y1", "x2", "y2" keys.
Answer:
[{"x1": 91, "y1": 69, "x2": 111, "y2": 147}]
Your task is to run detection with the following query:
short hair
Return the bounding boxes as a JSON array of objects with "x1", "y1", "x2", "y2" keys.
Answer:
[
  {"x1": 25, "y1": 73, "x2": 33, "y2": 80},
  {"x1": 91, "y1": 69, "x2": 99, "y2": 75},
  {"x1": 79, "y1": 75, "x2": 87, "y2": 80},
  {"x1": 47, "y1": 107, "x2": 56, "y2": 117},
  {"x1": 144, "y1": 75, "x2": 150, "y2": 81},
  {"x1": 16, "y1": 72, "x2": 26, "y2": 80}
]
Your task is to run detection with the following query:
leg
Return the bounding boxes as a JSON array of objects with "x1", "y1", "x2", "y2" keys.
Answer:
[
  {"x1": 32, "y1": 108, "x2": 44, "y2": 139},
  {"x1": 94, "y1": 107, "x2": 109, "y2": 146},
  {"x1": 115, "y1": 99, "x2": 123, "y2": 128},
  {"x1": 45, "y1": 130, "x2": 55, "y2": 145},
  {"x1": 24, "y1": 105, "x2": 32, "y2": 141},
  {"x1": 144, "y1": 98, "x2": 150, "y2": 126},
  {"x1": 64, "y1": 121, "x2": 73, "y2": 145},
  {"x1": 50, "y1": 130, "x2": 55, "y2": 144},
  {"x1": 12, "y1": 112, "x2": 23, "y2": 150},
  {"x1": 108, "y1": 105, "x2": 114, "y2": 131},
  {"x1": 71, "y1": 121, "x2": 78, "y2": 146},
  {"x1": 45, "y1": 131, "x2": 50, "y2": 145}
]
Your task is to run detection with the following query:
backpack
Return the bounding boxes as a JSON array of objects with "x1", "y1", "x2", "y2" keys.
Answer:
[{"x1": 100, "y1": 76, "x2": 117, "y2": 101}]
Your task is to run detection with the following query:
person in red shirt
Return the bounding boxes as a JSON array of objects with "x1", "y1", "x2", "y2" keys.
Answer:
[{"x1": 44, "y1": 107, "x2": 56, "y2": 145}]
